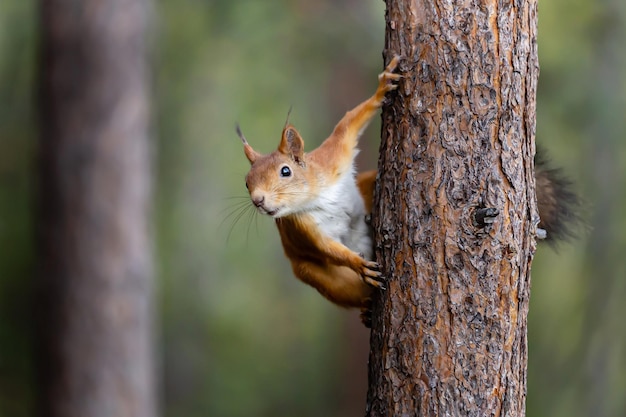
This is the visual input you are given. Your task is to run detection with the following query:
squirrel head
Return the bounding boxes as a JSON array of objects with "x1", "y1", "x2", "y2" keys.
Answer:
[{"x1": 236, "y1": 123, "x2": 316, "y2": 218}]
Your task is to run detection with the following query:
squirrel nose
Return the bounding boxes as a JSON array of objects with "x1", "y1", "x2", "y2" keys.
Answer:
[{"x1": 252, "y1": 196, "x2": 265, "y2": 208}]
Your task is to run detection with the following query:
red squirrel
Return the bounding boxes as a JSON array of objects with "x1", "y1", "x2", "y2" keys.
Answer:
[
  {"x1": 237, "y1": 56, "x2": 579, "y2": 326},
  {"x1": 236, "y1": 57, "x2": 401, "y2": 324}
]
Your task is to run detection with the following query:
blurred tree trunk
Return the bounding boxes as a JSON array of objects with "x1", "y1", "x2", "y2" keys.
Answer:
[
  {"x1": 36, "y1": 1, "x2": 156, "y2": 417},
  {"x1": 366, "y1": 0, "x2": 539, "y2": 416}
]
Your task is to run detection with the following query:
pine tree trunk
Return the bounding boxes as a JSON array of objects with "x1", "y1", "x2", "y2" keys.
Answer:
[
  {"x1": 36, "y1": 1, "x2": 156, "y2": 416},
  {"x1": 366, "y1": 0, "x2": 539, "y2": 415}
]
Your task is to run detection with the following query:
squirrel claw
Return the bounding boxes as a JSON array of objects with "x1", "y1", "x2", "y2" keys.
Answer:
[
  {"x1": 363, "y1": 260, "x2": 382, "y2": 275},
  {"x1": 366, "y1": 260, "x2": 380, "y2": 270},
  {"x1": 374, "y1": 276, "x2": 387, "y2": 290},
  {"x1": 378, "y1": 55, "x2": 402, "y2": 94},
  {"x1": 379, "y1": 73, "x2": 401, "y2": 92},
  {"x1": 361, "y1": 261, "x2": 386, "y2": 289},
  {"x1": 363, "y1": 274, "x2": 385, "y2": 289},
  {"x1": 385, "y1": 55, "x2": 402, "y2": 72}
]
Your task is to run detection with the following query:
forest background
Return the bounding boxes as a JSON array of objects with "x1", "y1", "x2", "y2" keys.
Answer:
[{"x1": 0, "y1": 0, "x2": 624, "y2": 416}]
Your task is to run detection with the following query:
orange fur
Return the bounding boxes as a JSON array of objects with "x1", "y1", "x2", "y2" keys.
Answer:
[
  {"x1": 357, "y1": 170, "x2": 377, "y2": 213},
  {"x1": 276, "y1": 214, "x2": 376, "y2": 308},
  {"x1": 239, "y1": 57, "x2": 401, "y2": 324}
]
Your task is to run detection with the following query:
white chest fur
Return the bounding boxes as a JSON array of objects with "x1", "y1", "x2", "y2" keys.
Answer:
[{"x1": 307, "y1": 169, "x2": 373, "y2": 260}]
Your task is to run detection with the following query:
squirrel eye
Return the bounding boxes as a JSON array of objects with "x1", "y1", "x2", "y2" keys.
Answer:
[
  {"x1": 280, "y1": 166, "x2": 292, "y2": 177},
  {"x1": 245, "y1": 181, "x2": 249, "y2": 189}
]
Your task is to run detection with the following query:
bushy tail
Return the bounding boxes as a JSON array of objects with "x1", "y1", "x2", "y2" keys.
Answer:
[{"x1": 535, "y1": 148, "x2": 583, "y2": 244}]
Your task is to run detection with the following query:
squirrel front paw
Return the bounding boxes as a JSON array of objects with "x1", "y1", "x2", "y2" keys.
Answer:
[
  {"x1": 359, "y1": 259, "x2": 386, "y2": 290},
  {"x1": 377, "y1": 55, "x2": 402, "y2": 96}
]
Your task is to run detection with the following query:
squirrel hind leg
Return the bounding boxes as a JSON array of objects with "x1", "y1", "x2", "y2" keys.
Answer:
[
  {"x1": 359, "y1": 300, "x2": 373, "y2": 328},
  {"x1": 535, "y1": 149, "x2": 583, "y2": 244}
]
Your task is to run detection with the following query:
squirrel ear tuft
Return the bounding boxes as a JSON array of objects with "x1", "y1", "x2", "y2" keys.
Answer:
[
  {"x1": 236, "y1": 123, "x2": 261, "y2": 164},
  {"x1": 279, "y1": 126, "x2": 305, "y2": 166}
]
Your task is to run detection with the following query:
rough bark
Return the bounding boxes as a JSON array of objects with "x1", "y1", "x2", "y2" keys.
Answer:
[
  {"x1": 366, "y1": 0, "x2": 539, "y2": 416},
  {"x1": 36, "y1": 1, "x2": 156, "y2": 416}
]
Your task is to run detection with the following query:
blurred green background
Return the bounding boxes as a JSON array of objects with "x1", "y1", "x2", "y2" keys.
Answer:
[{"x1": 1, "y1": 0, "x2": 624, "y2": 416}]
